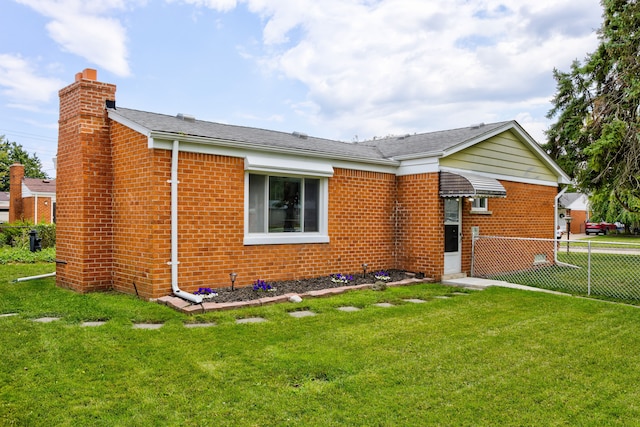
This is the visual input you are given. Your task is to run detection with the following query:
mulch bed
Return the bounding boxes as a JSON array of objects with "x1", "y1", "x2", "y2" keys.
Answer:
[{"x1": 206, "y1": 270, "x2": 413, "y2": 303}]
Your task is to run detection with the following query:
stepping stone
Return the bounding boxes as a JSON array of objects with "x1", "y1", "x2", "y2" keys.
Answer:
[
  {"x1": 403, "y1": 299, "x2": 426, "y2": 304},
  {"x1": 289, "y1": 310, "x2": 316, "y2": 318},
  {"x1": 373, "y1": 302, "x2": 394, "y2": 308},
  {"x1": 133, "y1": 323, "x2": 164, "y2": 329},
  {"x1": 236, "y1": 317, "x2": 267, "y2": 324},
  {"x1": 433, "y1": 295, "x2": 450, "y2": 299},
  {"x1": 337, "y1": 306, "x2": 360, "y2": 312},
  {"x1": 32, "y1": 317, "x2": 60, "y2": 323},
  {"x1": 185, "y1": 322, "x2": 217, "y2": 328},
  {"x1": 0, "y1": 313, "x2": 18, "y2": 318},
  {"x1": 81, "y1": 321, "x2": 107, "y2": 327}
]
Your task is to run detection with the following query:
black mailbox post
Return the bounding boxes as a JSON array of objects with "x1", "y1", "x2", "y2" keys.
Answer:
[{"x1": 29, "y1": 229, "x2": 42, "y2": 252}]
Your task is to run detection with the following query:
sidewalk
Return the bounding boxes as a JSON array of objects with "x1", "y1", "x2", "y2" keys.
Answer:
[{"x1": 441, "y1": 276, "x2": 570, "y2": 295}]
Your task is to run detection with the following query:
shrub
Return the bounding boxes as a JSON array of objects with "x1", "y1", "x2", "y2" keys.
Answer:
[
  {"x1": 0, "y1": 246, "x2": 56, "y2": 263},
  {"x1": 0, "y1": 221, "x2": 56, "y2": 249},
  {"x1": 0, "y1": 220, "x2": 32, "y2": 247},
  {"x1": 35, "y1": 223, "x2": 56, "y2": 249}
]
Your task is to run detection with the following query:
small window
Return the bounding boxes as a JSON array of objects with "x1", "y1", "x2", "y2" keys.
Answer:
[
  {"x1": 533, "y1": 254, "x2": 547, "y2": 265},
  {"x1": 471, "y1": 198, "x2": 487, "y2": 212},
  {"x1": 245, "y1": 173, "x2": 328, "y2": 245}
]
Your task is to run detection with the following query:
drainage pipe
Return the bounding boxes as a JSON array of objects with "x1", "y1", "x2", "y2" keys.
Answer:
[
  {"x1": 169, "y1": 139, "x2": 202, "y2": 304},
  {"x1": 13, "y1": 272, "x2": 56, "y2": 282},
  {"x1": 554, "y1": 186, "x2": 568, "y2": 264}
]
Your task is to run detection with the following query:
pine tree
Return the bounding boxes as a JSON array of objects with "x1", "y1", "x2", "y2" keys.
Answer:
[{"x1": 545, "y1": 0, "x2": 640, "y2": 214}]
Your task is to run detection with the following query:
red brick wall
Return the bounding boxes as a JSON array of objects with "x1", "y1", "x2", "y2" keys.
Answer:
[
  {"x1": 567, "y1": 209, "x2": 587, "y2": 234},
  {"x1": 56, "y1": 69, "x2": 116, "y2": 293},
  {"x1": 37, "y1": 197, "x2": 53, "y2": 223},
  {"x1": 21, "y1": 196, "x2": 53, "y2": 223},
  {"x1": 395, "y1": 176, "x2": 557, "y2": 280},
  {"x1": 396, "y1": 173, "x2": 444, "y2": 279},
  {"x1": 9, "y1": 163, "x2": 23, "y2": 222},
  {"x1": 106, "y1": 129, "x2": 398, "y2": 298},
  {"x1": 462, "y1": 181, "x2": 557, "y2": 275},
  {"x1": 22, "y1": 198, "x2": 34, "y2": 222}
]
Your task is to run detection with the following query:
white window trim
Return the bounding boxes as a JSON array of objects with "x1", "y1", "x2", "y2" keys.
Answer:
[
  {"x1": 470, "y1": 197, "x2": 489, "y2": 213},
  {"x1": 245, "y1": 155, "x2": 334, "y2": 177},
  {"x1": 243, "y1": 170, "x2": 330, "y2": 246}
]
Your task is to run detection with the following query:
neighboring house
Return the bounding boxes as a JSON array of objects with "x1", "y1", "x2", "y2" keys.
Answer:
[
  {"x1": 0, "y1": 192, "x2": 9, "y2": 223},
  {"x1": 55, "y1": 69, "x2": 570, "y2": 301},
  {"x1": 558, "y1": 192, "x2": 589, "y2": 234},
  {"x1": 8, "y1": 163, "x2": 56, "y2": 224}
]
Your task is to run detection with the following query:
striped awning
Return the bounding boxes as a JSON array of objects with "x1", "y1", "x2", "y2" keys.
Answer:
[{"x1": 439, "y1": 171, "x2": 507, "y2": 198}]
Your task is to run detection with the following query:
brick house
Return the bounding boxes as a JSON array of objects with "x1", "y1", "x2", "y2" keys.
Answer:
[
  {"x1": 8, "y1": 163, "x2": 56, "y2": 224},
  {"x1": 55, "y1": 69, "x2": 570, "y2": 302}
]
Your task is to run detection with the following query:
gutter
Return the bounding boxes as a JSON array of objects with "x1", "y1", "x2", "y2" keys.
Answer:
[
  {"x1": 148, "y1": 131, "x2": 400, "y2": 167},
  {"x1": 554, "y1": 186, "x2": 568, "y2": 264},
  {"x1": 169, "y1": 139, "x2": 202, "y2": 304}
]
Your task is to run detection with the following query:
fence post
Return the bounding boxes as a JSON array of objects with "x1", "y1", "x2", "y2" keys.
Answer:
[
  {"x1": 587, "y1": 241, "x2": 592, "y2": 296},
  {"x1": 471, "y1": 235, "x2": 476, "y2": 277}
]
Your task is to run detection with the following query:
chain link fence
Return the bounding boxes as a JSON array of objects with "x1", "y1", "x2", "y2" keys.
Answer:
[{"x1": 472, "y1": 236, "x2": 640, "y2": 301}]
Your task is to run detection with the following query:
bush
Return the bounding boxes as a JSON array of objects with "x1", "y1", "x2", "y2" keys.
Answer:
[
  {"x1": 35, "y1": 223, "x2": 56, "y2": 249},
  {"x1": 0, "y1": 220, "x2": 32, "y2": 247},
  {"x1": 0, "y1": 246, "x2": 56, "y2": 263},
  {"x1": 0, "y1": 221, "x2": 56, "y2": 249}
]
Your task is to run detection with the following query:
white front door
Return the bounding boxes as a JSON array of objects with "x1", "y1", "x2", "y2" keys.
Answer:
[{"x1": 443, "y1": 198, "x2": 461, "y2": 275}]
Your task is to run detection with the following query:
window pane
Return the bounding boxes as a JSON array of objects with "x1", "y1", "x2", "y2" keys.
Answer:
[
  {"x1": 472, "y1": 198, "x2": 487, "y2": 210},
  {"x1": 248, "y1": 174, "x2": 265, "y2": 232},
  {"x1": 444, "y1": 198, "x2": 459, "y2": 223},
  {"x1": 304, "y1": 179, "x2": 320, "y2": 232},
  {"x1": 269, "y1": 177, "x2": 301, "y2": 232}
]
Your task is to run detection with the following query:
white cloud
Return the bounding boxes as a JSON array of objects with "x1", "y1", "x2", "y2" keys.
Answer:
[
  {"x1": 223, "y1": 0, "x2": 600, "y2": 139},
  {"x1": 0, "y1": 54, "x2": 64, "y2": 106},
  {"x1": 15, "y1": 0, "x2": 134, "y2": 76},
  {"x1": 12, "y1": 0, "x2": 603, "y2": 142},
  {"x1": 166, "y1": 0, "x2": 238, "y2": 12}
]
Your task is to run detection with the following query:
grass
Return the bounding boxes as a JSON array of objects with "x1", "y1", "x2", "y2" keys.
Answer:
[
  {"x1": 3, "y1": 264, "x2": 640, "y2": 425},
  {"x1": 501, "y1": 252, "x2": 640, "y2": 298},
  {"x1": 582, "y1": 233, "x2": 640, "y2": 244},
  {"x1": 490, "y1": 242, "x2": 640, "y2": 302}
]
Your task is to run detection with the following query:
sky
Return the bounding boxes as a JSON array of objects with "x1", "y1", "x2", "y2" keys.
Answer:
[{"x1": 0, "y1": 0, "x2": 603, "y2": 178}]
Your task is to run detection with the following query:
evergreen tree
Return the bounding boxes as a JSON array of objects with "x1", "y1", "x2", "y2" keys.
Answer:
[{"x1": 545, "y1": 0, "x2": 640, "y2": 215}]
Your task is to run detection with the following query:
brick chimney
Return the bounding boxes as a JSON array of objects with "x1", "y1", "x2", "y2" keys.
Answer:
[
  {"x1": 56, "y1": 68, "x2": 116, "y2": 293},
  {"x1": 9, "y1": 163, "x2": 24, "y2": 222}
]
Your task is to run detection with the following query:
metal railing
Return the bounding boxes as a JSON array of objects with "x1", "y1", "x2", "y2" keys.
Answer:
[{"x1": 472, "y1": 236, "x2": 640, "y2": 301}]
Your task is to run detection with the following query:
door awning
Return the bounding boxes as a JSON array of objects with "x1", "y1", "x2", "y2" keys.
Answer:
[{"x1": 439, "y1": 171, "x2": 507, "y2": 198}]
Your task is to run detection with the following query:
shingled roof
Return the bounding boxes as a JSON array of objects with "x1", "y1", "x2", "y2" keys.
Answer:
[
  {"x1": 109, "y1": 107, "x2": 387, "y2": 162},
  {"x1": 108, "y1": 107, "x2": 519, "y2": 162},
  {"x1": 23, "y1": 178, "x2": 56, "y2": 194},
  {"x1": 359, "y1": 121, "x2": 513, "y2": 158}
]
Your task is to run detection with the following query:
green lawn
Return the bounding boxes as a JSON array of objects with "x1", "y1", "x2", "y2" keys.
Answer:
[
  {"x1": 582, "y1": 233, "x2": 640, "y2": 244},
  {"x1": 2, "y1": 264, "x2": 640, "y2": 425}
]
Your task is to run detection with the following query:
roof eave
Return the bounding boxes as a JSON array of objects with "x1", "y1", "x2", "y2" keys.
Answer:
[
  {"x1": 442, "y1": 120, "x2": 571, "y2": 185},
  {"x1": 148, "y1": 131, "x2": 400, "y2": 167},
  {"x1": 392, "y1": 150, "x2": 445, "y2": 161}
]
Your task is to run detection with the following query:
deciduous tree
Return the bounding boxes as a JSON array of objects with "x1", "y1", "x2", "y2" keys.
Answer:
[{"x1": 0, "y1": 136, "x2": 48, "y2": 191}]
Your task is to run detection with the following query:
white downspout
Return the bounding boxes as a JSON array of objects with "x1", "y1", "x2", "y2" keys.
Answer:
[
  {"x1": 14, "y1": 272, "x2": 56, "y2": 282},
  {"x1": 554, "y1": 186, "x2": 568, "y2": 263},
  {"x1": 169, "y1": 140, "x2": 202, "y2": 304}
]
